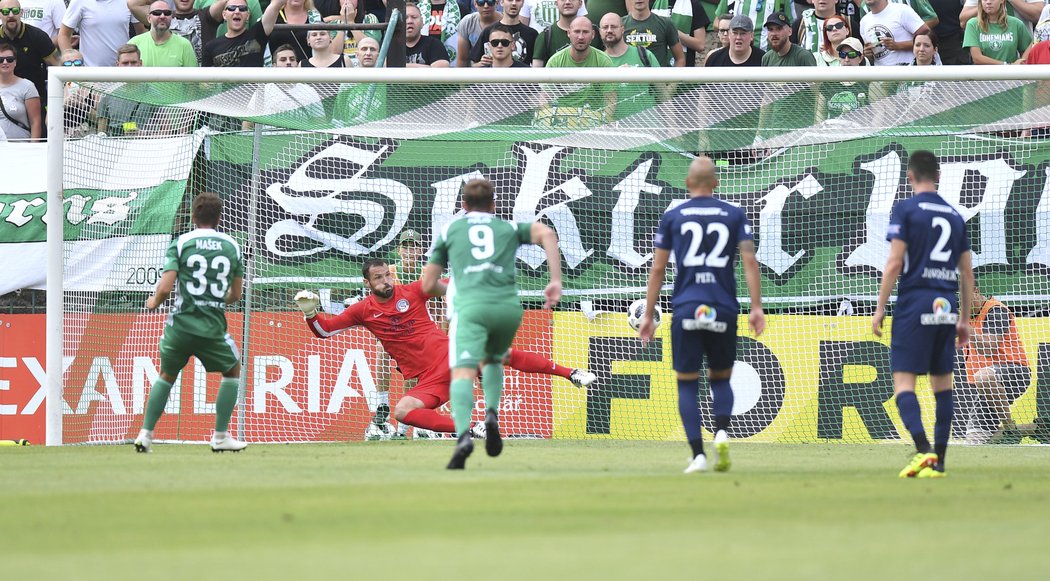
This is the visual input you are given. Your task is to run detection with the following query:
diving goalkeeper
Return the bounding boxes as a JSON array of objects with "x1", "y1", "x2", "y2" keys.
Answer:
[{"x1": 294, "y1": 258, "x2": 595, "y2": 435}]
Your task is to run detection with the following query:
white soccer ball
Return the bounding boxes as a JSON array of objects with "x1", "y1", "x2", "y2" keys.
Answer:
[{"x1": 627, "y1": 299, "x2": 661, "y2": 331}]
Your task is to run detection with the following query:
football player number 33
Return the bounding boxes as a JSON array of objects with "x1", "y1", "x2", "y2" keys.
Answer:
[{"x1": 186, "y1": 254, "x2": 231, "y2": 298}]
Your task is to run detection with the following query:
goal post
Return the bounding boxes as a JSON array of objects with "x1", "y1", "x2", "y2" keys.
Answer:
[{"x1": 46, "y1": 66, "x2": 1050, "y2": 446}]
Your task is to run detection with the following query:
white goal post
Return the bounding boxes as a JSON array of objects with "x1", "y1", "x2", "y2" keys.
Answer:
[{"x1": 46, "y1": 65, "x2": 1050, "y2": 446}]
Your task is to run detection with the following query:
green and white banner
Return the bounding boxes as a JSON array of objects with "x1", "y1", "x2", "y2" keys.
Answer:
[
  {"x1": 205, "y1": 131, "x2": 1050, "y2": 303},
  {"x1": 0, "y1": 135, "x2": 203, "y2": 296}
]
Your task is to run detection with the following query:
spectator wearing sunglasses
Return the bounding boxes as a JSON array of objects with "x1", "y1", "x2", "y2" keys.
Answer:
[
  {"x1": 816, "y1": 37, "x2": 871, "y2": 120},
  {"x1": 130, "y1": 1, "x2": 198, "y2": 66},
  {"x1": 455, "y1": 0, "x2": 500, "y2": 68},
  {"x1": 484, "y1": 22, "x2": 529, "y2": 66},
  {"x1": 0, "y1": 0, "x2": 59, "y2": 130},
  {"x1": 0, "y1": 40, "x2": 40, "y2": 140},
  {"x1": 815, "y1": 13, "x2": 852, "y2": 64},
  {"x1": 58, "y1": 0, "x2": 144, "y2": 67},
  {"x1": 470, "y1": 0, "x2": 539, "y2": 66},
  {"x1": 201, "y1": 0, "x2": 282, "y2": 67},
  {"x1": 129, "y1": 0, "x2": 217, "y2": 64}
]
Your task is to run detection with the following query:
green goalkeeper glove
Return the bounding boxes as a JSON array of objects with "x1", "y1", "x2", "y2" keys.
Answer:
[{"x1": 294, "y1": 290, "x2": 320, "y2": 318}]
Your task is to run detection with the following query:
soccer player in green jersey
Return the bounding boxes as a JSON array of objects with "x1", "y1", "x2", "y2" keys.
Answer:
[
  {"x1": 422, "y1": 178, "x2": 562, "y2": 469},
  {"x1": 134, "y1": 192, "x2": 248, "y2": 453}
]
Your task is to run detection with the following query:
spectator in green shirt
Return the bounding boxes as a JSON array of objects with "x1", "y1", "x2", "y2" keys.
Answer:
[
  {"x1": 964, "y1": 0, "x2": 1033, "y2": 64},
  {"x1": 761, "y1": 11, "x2": 817, "y2": 65},
  {"x1": 623, "y1": 0, "x2": 685, "y2": 65},
  {"x1": 542, "y1": 16, "x2": 616, "y2": 125},
  {"x1": 600, "y1": 11, "x2": 660, "y2": 119}
]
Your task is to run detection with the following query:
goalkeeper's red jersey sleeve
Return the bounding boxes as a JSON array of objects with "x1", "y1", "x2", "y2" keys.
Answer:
[{"x1": 305, "y1": 281, "x2": 449, "y2": 379}]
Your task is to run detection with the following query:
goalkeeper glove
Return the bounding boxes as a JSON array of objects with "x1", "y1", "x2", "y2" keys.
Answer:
[{"x1": 294, "y1": 290, "x2": 320, "y2": 318}]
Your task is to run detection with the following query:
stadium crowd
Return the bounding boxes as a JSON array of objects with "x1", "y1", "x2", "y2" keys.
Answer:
[{"x1": 0, "y1": 0, "x2": 1047, "y2": 138}]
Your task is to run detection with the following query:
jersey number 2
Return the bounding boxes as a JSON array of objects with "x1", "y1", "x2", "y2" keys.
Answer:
[
  {"x1": 929, "y1": 216, "x2": 952, "y2": 262},
  {"x1": 186, "y1": 254, "x2": 231, "y2": 299}
]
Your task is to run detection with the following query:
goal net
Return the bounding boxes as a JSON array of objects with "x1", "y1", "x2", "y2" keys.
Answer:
[{"x1": 47, "y1": 67, "x2": 1050, "y2": 446}]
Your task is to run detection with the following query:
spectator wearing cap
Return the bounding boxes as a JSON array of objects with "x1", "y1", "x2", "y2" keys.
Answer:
[
  {"x1": 762, "y1": 11, "x2": 816, "y2": 65},
  {"x1": 394, "y1": 229, "x2": 426, "y2": 282},
  {"x1": 815, "y1": 36, "x2": 872, "y2": 120},
  {"x1": 705, "y1": 13, "x2": 764, "y2": 66},
  {"x1": 713, "y1": 0, "x2": 792, "y2": 51},
  {"x1": 837, "y1": 35, "x2": 869, "y2": 65}
]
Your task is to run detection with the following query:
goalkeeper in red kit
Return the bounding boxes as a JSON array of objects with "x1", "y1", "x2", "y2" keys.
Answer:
[{"x1": 294, "y1": 257, "x2": 596, "y2": 435}]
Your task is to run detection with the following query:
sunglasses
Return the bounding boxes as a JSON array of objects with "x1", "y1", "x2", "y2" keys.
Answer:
[
  {"x1": 825, "y1": 22, "x2": 847, "y2": 32},
  {"x1": 0, "y1": 55, "x2": 15, "y2": 63},
  {"x1": 838, "y1": 49, "x2": 861, "y2": 59},
  {"x1": 0, "y1": 7, "x2": 21, "y2": 15},
  {"x1": 225, "y1": 5, "x2": 250, "y2": 11},
  {"x1": 489, "y1": 38, "x2": 511, "y2": 47},
  {"x1": 477, "y1": 0, "x2": 497, "y2": 5},
  {"x1": 149, "y1": 9, "x2": 173, "y2": 16},
  {"x1": 63, "y1": 59, "x2": 84, "y2": 66}
]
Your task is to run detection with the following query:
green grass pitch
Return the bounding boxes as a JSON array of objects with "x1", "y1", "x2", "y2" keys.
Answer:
[{"x1": 3, "y1": 441, "x2": 1048, "y2": 580}]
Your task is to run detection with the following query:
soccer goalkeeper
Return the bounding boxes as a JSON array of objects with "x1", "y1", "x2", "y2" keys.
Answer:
[{"x1": 294, "y1": 258, "x2": 595, "y2": 436}]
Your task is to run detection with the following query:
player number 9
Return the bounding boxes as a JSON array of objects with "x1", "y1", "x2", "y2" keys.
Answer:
[{"x1": 468, "y1": 225, "x2": 495, "y2": 260}]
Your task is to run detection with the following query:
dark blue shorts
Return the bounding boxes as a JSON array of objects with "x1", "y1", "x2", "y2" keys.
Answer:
[
  {"x1": 670, "y1": 302, "x2": 738, "y2": 373},
  {"x1": 891, "y1": 291, "x2": 959, "y2": 375}
]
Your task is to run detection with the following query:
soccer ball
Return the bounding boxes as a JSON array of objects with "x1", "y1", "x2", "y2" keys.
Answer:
[{"x1": 627, "y1": 299, "x2": 662, "y2": 331}]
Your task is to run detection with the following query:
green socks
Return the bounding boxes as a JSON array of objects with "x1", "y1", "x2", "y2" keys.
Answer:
[
  {"x1": 142, "y1": 378, "x2": 173, "y2": 431},
  {"x1": 215, "y1": 377, "x2": 240, "y2": 433},
  {"x1": 450, "y1": 378, "x2": 475, "y2": 436},
  {"x1": 481, "y1": 363, "x2": 503, "y2": 413}
]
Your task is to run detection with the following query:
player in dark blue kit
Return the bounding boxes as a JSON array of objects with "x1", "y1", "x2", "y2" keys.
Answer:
[
  {"x1": 873, "y1": 150, "x2": 975, "y2": 479},
  {"x1": 639, "y1": 156, "x2": 765, "y2": 474}
]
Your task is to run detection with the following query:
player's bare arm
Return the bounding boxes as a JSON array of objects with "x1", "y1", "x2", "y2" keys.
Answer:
[
  {"x1": 145, "y1": 270, "x2": 178, "y2": 310},
  {"x1": 420, "y1": 263, "x2": 445, "y2": 297},
  {"x1": 639, "y1": 247, "x2": 669, "y2": 344},
  {"x1": 530, "y1": 221, "x2": 562, "y2": 308},
  {"x1": 873, "y1": 238, "x2": 907, "y2": 337},
  {"x1": 740, "y1": 239, "x2": 765, "y2": 337},
  {"x1": 225, "y1": 277, "x2": 244, "y2": 305},
  {"x1": 956, "y1": 249, "x2": 974, "y2": 348}
]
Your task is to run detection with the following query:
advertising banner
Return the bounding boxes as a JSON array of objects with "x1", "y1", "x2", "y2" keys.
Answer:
[{"x1": 1, "y1": 311, "x2": 554, "y2": 443}]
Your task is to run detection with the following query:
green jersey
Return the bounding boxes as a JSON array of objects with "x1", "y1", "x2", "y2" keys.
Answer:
[
  {"x1": 622, "y1": 13, "x2": 681, "y2": 66},
  {"x1": 963, "y1": 16, "x2": 1033, "y2": 63},
  {"x1": 163, "y1": 228, "x2": 244, "y2": 338},
  {"x1": 608, "y1": 46, "x2": 659, "y2": 119},
  {"x1": 429, "y1": 212, "x2": 532, "y2": 311}
]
